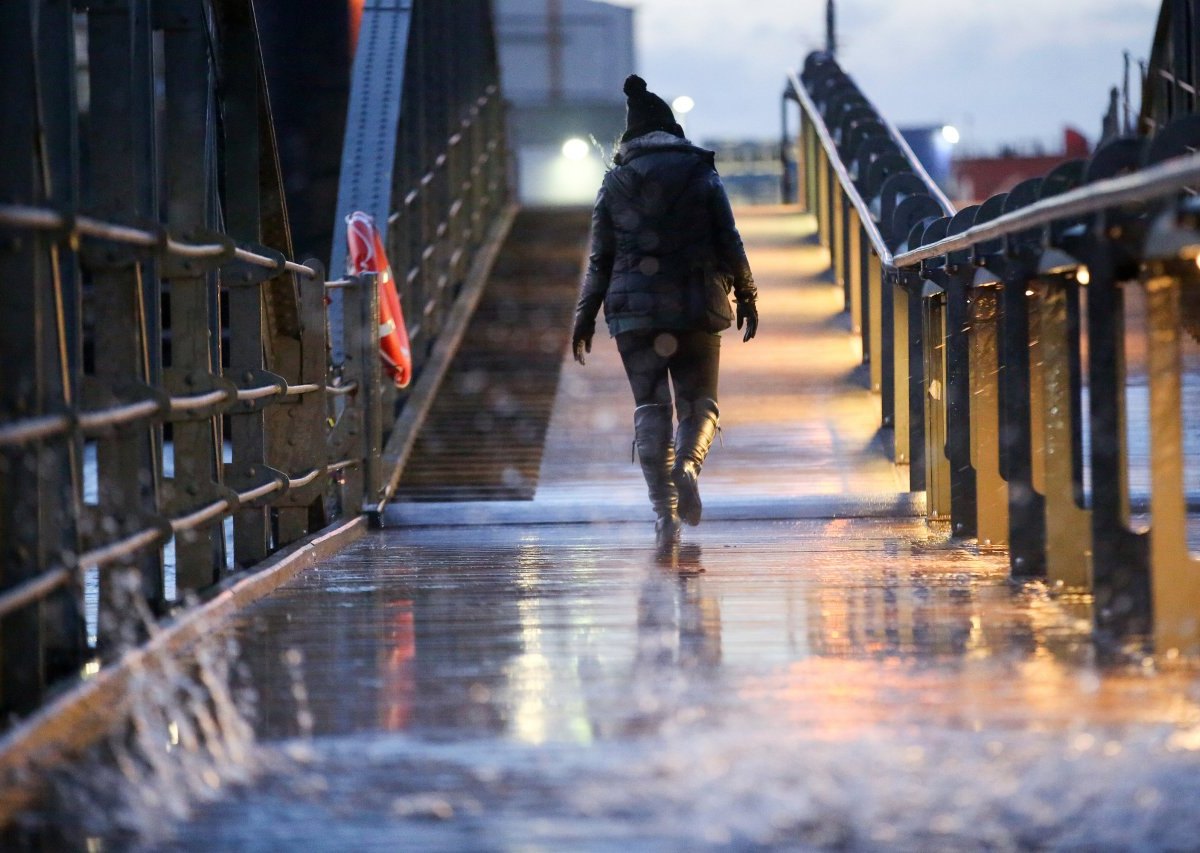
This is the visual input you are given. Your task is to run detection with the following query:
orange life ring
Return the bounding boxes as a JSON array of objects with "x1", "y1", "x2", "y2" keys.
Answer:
[{"x1": 345, "y1": 211, "x2": 412, "y2": 389}]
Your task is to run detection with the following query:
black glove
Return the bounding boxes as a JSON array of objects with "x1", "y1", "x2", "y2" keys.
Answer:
[
  {"x1": 737, "y1": 300, "x2": 758, "y2": 342},
  {"x1": 572, "y1": 321, "x2": 594, "y2": 365}
]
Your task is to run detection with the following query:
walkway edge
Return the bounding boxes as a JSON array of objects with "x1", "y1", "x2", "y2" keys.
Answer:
[
  {"x1": 385, "y1": 493, "x2": 927, "y2": 527},
  {"x1": 377, "y1": 203, "x2": 521, "y2": 512},
  {"x1": 0, "y1": 515, "x2": 367, "y2": 824}
]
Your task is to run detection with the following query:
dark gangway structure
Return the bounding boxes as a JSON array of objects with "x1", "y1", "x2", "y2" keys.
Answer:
[
  {"x1": 783, "y1": 0, "x2": 1200, "y2": 653},
  {"x1": 4, "y1": 0, "x2": 1200, "y2": 845},
  {"x1": 0, "y1": 0, "x2": 509, "y2": 717}
]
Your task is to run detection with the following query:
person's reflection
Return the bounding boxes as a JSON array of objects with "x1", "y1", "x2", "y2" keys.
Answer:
[
  {"x1": 637, "y1": 545, "x2": 722, "y2": 670},
  {"x1": 379, "y1": 601, "x2": 416, "y2": 730}
]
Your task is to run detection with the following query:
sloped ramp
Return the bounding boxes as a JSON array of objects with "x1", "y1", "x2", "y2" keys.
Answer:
[{"x1": 391, "y1": 208, "x2": 591, "y2": 501}]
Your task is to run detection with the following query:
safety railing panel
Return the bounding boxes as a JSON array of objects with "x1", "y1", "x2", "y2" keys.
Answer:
[
  {"x1": 786, "y1": 38, "x2": 1200, "y2": 654},
  {"x1": 0, "y1": 0, "x2": 510, "y2": 723},
  {"x1": 329, "y1": 0, "x2": 509, "y2": 514}
]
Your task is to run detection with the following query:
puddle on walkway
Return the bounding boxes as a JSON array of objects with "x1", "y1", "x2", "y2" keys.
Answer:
[{"x1": 144, "y1": 519, "x2": 1200, "y2": 851}]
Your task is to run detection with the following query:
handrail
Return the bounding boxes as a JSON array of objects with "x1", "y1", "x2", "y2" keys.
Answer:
[
  {"x1": 0, "y1": 204, "x2": 319, "y2": 280},
  {"x1": 787, "y1": 27, "x2": 1200, "y2": 653},
  {"x1": 0, "y1": 378, "x2": 351, "y2": 448},
  {"x1": 787, "y1": 66, "x2": 954, "y2": 217},
  {"x1": 789, "y1": 64, "x2": 1200, "y2": 273},
  {"x1": 0, "y1": 456, "x2": 362, "y2": 623},
  {"x1": 892, "y1": 150, "x2": 1200, "y2": 267},
  {"x1": 786, "y1": 69, "x2": 896, "y2": 265}
]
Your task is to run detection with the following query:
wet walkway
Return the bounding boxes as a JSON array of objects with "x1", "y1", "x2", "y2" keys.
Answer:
[{"x1": 168, "y1": 208, "x2": 1200, "y2": 850}]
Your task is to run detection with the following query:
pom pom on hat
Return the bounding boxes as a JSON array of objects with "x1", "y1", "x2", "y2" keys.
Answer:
[{"x1": 623, "y1": 74, "x2": 648, "y2": 97}]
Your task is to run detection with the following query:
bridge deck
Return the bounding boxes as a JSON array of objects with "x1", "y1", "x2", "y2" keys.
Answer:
[{"x1": 170, "y1": 208, "x2": 1200, "y2": 849}]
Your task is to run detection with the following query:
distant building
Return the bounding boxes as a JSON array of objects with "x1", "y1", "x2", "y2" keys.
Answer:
[
  {"x1": 704, "y1": 140, "x2": 784, "y2": 206},
  {"x1": 495, "y1": 0, "x2": 634, "y2": 206},
  {"x1": 899, "y1": 125, "x2": 958, "y2": 193},
  {"x1": 950, "y1": 128, "x2": 1092, "y2": 206}
]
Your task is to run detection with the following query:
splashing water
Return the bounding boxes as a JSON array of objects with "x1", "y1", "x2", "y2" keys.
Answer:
[{"x1": 11, "y1": 570, "x2": 269, "y2": 849}]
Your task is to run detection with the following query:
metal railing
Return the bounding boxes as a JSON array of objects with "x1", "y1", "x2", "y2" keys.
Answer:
[
  {"x1": 329, "y1": 0, "x2": 510, "y2": 513},
  {"x1": 1140, "y1": 0, "x2": 1200, "y2": 133},
  {"x1": 0, "y1": 0, "x2": 508, "y2": 720},
  {"x1": 786, "y1": 48, "x2": 1200, "y2": 654}
]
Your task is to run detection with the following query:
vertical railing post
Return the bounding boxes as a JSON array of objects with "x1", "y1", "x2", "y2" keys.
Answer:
[
  {"x1": 216, "y1": 0, "x2": 272, "y2": 572},
  {"x1": 944, "y1": 263, "x2": 978, "y2": 537},
  {"x1": 1085, "y1": 226, "x2": 1151, "y2": 637},
  {"x1": 1039, "y1": 276, "x2": 1090, "y2": 583},
  {"x1": 840, "y1": 188, "x2": 853, "y2": 313},
  {"x1": 830, "y1": 165, "x2": 840, "y2": 274},
  {"x1": 0, "y1": 0, "x2": 85, "y2": 714},
  {"x1": 272, "y1": 261, "x2": 332, "y2": 548},
  {"x1": 1144, "y1": 260, "x2": 1200, "y2": 652},
  {"x1": 781, "y1": 94, "x2": 795, "y2": 205},
  {"x1": 997, "y1": 256, "x2": 1047, "y2": 579},
  {"x1": 817, "y1": 147, "x2": 831, "y2": 250},
  {"x1": 922, "y1": 284, "x2": 951, "y2": 520},
  {"x1": 86, "y1": 0, "x2": 165, "y2": 637},
  {"x1": 847, "y1": 209, "x2": 864, "y2": 337},
  {"x1": 162, "y1": 0, "x2": 229, "y2": 590},
  {"x1": 344, "y1": 274, "x2": 383, "y2": 520},
  {"x1": 968, "y1": 283, "x2": 1009, "y2": 548},
  {"x1": 895, "y1": 271, "x2": 926, "y2": 490},
  {"x1": 803, "y1": 118, "x2": 819, "y2": 215},
  {"x1": 867, "y1": 248, "x2": 885, "y2": 397},
  {"x1": 35, "y1": 0, "x2": 89, "y2": 687}
]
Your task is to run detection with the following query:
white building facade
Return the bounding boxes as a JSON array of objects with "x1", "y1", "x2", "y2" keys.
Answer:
[{"x1": 495, "y1": 0, "x2": 635, "y2": 205}]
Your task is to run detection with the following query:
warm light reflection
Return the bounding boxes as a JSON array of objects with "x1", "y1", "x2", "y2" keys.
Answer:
[
  {"x1": 507, "y1": 586, "x2": 594, "y2": 746},
  {"x1": 380, "y1": 602, "x2": 416, "y2": 731}
]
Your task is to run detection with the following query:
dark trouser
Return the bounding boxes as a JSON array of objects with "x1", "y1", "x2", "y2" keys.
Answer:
[
  {"x1": 615, "y1": 329, "x2": 720, "y2": 415},
  {"x1": 618, "y1": 329, "x2": 721, "y2": 533}
]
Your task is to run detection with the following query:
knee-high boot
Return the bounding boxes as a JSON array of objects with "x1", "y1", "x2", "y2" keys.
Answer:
[
  {"x1": 672, "y1": 398, "x2": 719, "y2": 526},
  {"x1": 634, "y1": 403, "x2": 680, "y2": 548}
]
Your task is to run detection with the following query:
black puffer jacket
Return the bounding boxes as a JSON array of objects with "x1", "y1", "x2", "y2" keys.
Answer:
[{"x1": 574, "y1": 133, "x2": 757, "y2": 338}]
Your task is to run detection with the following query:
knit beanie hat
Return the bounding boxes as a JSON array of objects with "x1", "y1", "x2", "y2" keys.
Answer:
[{"x1": 621, "y1": 74, "x2": 685, "y2": 143}]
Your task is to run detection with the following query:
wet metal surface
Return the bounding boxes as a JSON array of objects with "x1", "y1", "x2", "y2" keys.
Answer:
[
  {"x1": 173, "y1": 521, "x2": 1200, "y2": 850},
  {"x1": 393, "y1": 209, "x2": 591, "y2": 502},
  {"x1": 163, "y1": 210, "x2": 1200, "y2": 849}
]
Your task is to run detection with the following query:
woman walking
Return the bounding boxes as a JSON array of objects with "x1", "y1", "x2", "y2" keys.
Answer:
[{"x1": 571, "y1": 75, "x2": 758, "y2": 550}]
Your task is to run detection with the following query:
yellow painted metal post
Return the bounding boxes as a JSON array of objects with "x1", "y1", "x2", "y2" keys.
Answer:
[
  {"x1": 848, "y1": 208, "x2": 863, "y2": 335},
  {"x1": 831, "y1": 185, "x2": 845, "y2": 287},
  {"x1": 1039, "y1": 281, "x2": 1092, "y2": 588},
  {"x1": 923, "y1": 291, "x2": 951, "y2": 520},
  {"x1": 868, "y1": 251, "x2": 883, "y2": 394},
  {"x1": 968, "y1": 286, "x2": 1008, "y2": 549},
  {"x1": 1028, "y1": 285, "x2": 1047, "y2": 501},
  {"x1": 893, "y1": 280, "x2": 911, "y2": 466},
  {"x1": 817, "y1": 148, "x2": 830, "y2": 250},
  {"x1": 807, "y1": 124, "x2": 820, "y2": 216},
  {"x1": 1145, "y1": 267, "x2": 1200, "y2": 653}
]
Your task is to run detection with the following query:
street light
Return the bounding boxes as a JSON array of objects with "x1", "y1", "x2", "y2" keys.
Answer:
[
  {"x1": 941, "y1": 125, "x2": 961, "y2": 145},
  {"x1": 672, "y1": 95, "x2": 694, "y2": 134},
  {"x1": 562, "y1": 137, "x2": 590, "y2": 161}
]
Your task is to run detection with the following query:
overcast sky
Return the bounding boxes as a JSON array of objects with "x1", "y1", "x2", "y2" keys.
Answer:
[{"x1": 607, "y1": 0, "x2": 1162, "y2": 152}]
